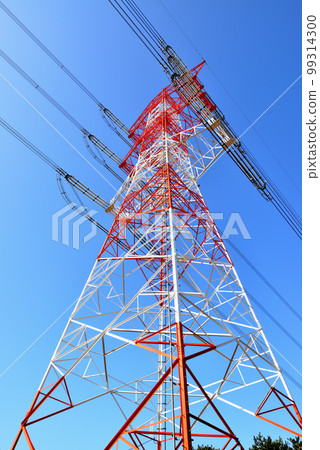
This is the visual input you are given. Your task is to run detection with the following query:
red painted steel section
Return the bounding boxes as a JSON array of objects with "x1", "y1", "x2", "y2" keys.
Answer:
[
  {"x1": 176, "y1": 322, "x2": 192, "y2": 450},
  {"x1": 22, "y1": 427, "x2": 35, "y2": 450},
  {"x1": 255, "y1": 387, "x2": 302, "y2": 435},
  {"x1": 11, "y1": 376, "x2": 71, "y2": 449}
]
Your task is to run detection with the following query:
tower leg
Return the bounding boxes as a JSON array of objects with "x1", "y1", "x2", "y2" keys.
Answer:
[
  {"x1": 176, "y1": 322, "x2": 192, "y2": 450},
  {"x1": 11, "y1": 427, "x2": 23, "y2": 450}
]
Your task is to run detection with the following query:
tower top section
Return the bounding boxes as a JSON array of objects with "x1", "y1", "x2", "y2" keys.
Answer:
[{"x1": 120, "y1": 62, "x2": 218, "y2": 175}]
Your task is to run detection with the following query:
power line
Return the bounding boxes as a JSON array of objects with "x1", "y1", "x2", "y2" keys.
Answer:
[
  {"x1": 0, "y1": 50, "x2": 122, "y2": 170},
  {"x1": 220, "y1": 232, "x2": 301, "y2": 322},
  {"x1": 247, "y1": 291, "x2": 301, "y2": 350},
  {"x1": 0, "y1": 75, "x2": 118, "y2": 192},
  {"x1": 107, "y1": 0, "x2": 302, "y2": 239},
  {"x1": 0, "y1": 48, "x2": 84, "y2": 131},
  {"x1": 0, "y1": 0, "x2": 131, "y2": 144},
  {"x1": 155, "y1": 0, "x2": 302, "y2": 196},
  {"x1": 0, "y1": 116, "x2": 111, "y2": 201},
  {"x1": 0, "y1": 298, "x2": 78, "y2": 379},
  {"x1": 107, "y1": 0, "x2": 169, "y2": 73}
]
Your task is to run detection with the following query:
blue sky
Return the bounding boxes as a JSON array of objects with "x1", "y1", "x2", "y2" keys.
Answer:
[{"x1": 0, "y1": 0, "x2": 301, "y2": 448}]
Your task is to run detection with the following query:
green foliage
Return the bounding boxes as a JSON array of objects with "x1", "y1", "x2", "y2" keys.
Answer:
[
  {"x1": 193, "y1": 445, "x2": 220, "y2": 450},
  {"x1": 249, "y1": 433, "x2": 302, "y2": 450},
  {"x1": 287, "y1": 436, "x2": 302, "y2": 450},
  {"x1": 191, "y1": 434, "x2": 302, "y2": 450}
]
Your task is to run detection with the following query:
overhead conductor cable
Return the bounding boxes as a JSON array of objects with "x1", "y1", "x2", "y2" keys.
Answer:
[
  {"x1": 0, "y1": 117, "x2": 132, "y2": 247},
  {"x1": 106, "y1": 0, "x2": 301, "y2": 239},
  {"x1": 0, "y1": 0, "x2": 131, "y2": 146},
  {"x1": 0, "y1": 48, "x2": 123, "y2": 172}
]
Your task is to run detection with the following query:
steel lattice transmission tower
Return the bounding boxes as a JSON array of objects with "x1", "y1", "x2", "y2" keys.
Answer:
[{"x1": 12, "y1": 65, "x2": 301, "y2": 449}]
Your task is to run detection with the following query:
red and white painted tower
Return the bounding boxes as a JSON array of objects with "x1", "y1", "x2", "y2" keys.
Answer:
[{"x1": 13, "y1": 66, "x2": 301, "y2": 449}]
